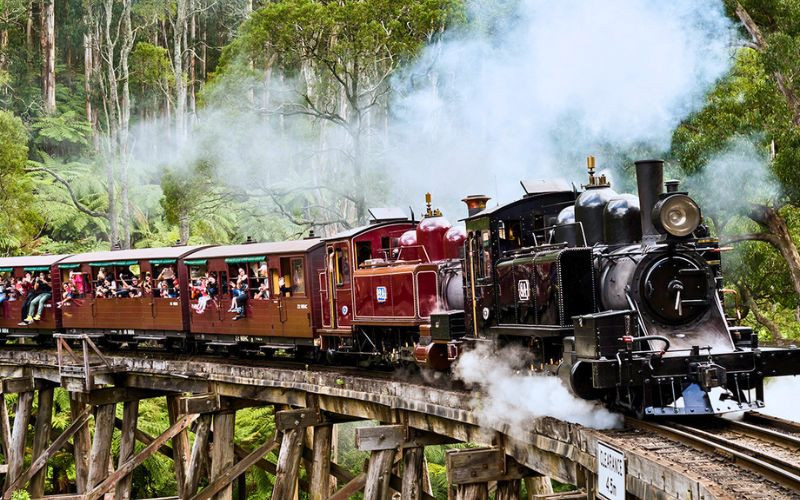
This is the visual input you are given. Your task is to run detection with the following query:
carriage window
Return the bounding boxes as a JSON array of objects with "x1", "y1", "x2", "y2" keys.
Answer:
[
  {"x1": 381, "y1": 237, "x2": 391, "y2": 258},
  {"x1": 356, "y1": 241, "x2": 372, "y2": 266},
  {"x1": 335, "y1": 248, "x2": 350, "y2": 286},
  {"x1": 291, "y1": 258, "x2": 305, "y2": 295},
  {"x1": 219, "y1": 271, "x2": 229, "y2": 295}
]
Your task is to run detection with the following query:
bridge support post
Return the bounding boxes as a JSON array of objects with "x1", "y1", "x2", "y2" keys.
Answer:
[
  {"x1": 363, "y1": 448, "x2": 395, "y2": 500},
  {"x1": 402, "y1": 446, "x2": 425, "y2": 500},
  {"x1": 115, "y1": 399, "x2": 139, "y2": 500},
  {"x1": 168, "y1": 394, "x2": 191, "y2": 498},
  {"x1": 87, "y1": 403, "x2": 116, "y2": 489},
  {"x1": 210, "y1": 411, "x2": 236, "y2": 500},
  {"x1": 308, "y1": 423, "x2": 333, "y2": 500},
  {"x1": 6, "y1": 388, "x2": 33, "y2": 489},
  {"x1": 186, "y1": 413, "x2": 211, "y2": 496},
  {"x1": 70, "y1": 393, "x2": 91, "y2": 493},
  {"x1": 524, "y1": 475, "x2": 553, "y2": 498},
  {"x1": 495, "y1": 479, "x2": 521, "y2": 500},
  {"x1": 272, "y1": 408, "x2": 323, "y2": 500},
  {"x1": 29, "y1": 384, "x2": 54, "y2": 498}
]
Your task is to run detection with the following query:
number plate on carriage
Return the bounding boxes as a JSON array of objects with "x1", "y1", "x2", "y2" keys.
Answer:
[{"x1": 597, "y1": 442, "x2": 625, "y2": 500}]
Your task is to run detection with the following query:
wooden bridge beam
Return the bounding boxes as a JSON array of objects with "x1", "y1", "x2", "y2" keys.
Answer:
[{"x1": 446, "y1": 447, "x2": 541, "y2": 500}]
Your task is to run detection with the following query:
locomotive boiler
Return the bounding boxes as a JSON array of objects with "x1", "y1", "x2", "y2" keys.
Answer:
[{"x1": 428, "y1": 157, "x2": 800, "y2": 417}]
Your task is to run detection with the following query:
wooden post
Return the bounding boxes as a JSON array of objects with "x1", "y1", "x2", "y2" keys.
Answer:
[
  {"x1": 0, "y1": 394, "x2": 11, "y2": 461},
  {"x1": 29, "y1": 386, "x2": 54, "y2": 498},
  {"x1": 271, "y1": 426, "x2": 303, "y2": 500},
  {"x1": 6, "y1": 390, "x2": 33, "y2": 488},
  {"x1": 168, "y1": 395, "x2": 191, "y2": 499},
  {"x1": 185, "y1": 414, "x2": 211, "y2": 496},
  {"x1": 210, "y1": 412, "x2": 235, "y2": 500},
  {"x1": 71, "y1": 394, "x2": 92, "y2": 493},
  {"x1": 363, "y1": 449, "x2": 395, "y2": 500},
  {"x1": 1, "y1": 408, "x2": 91, "y2": 499},
  {"x1": 422, "y1": 454, "x2": 433, "y2": 495},
  {"x1": 115, "y1": 399, "x2": 139, "y2": 500},
  {"x1": 87, "y1": 403, "x2": 116, "y2": 488},
  {"x1": 85, "y1": 414, "x2": 198, "y2": 500},
  {"x1": 524, "y1": 476, "x2": 553, "y2": 498},
  {"x1": 496, "y1": 479, "x2": 521, "y2": 500},
  {"x1": 455, "y1": 484, "x2": 488, "y2": 500},
  {"x1": 308, "y1": 424, "x2": 332, "y2": 500},
  {"x1": 402, "y1": 446, "x2": 425, "y2": 500}
]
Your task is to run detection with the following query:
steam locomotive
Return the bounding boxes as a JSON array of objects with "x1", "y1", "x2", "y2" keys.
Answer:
[
  {"x1": 420, "y1": 157, "x2": 800, "y2": 417},
  {"x1": 1, "y1": 157, "x2": 799, "y2": 417}
]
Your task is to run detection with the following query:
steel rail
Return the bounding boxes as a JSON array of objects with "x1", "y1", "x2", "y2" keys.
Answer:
[
  {"x1": 744, "y1": 412, "x2": 800, "y2": 435},
  {"x1": 716, "y1": 417, "x2": 800, "y2": 451},
  {"x1": 626, "y1": 417, "x2": 800, "y2": 492}
]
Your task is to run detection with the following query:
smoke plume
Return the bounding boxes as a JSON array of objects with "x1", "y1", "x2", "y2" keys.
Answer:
[
  {"x1": 452, "y1": 342, "x2": 622, "y2": 429},
  {"x1": 389, "y1": 0, "x2": 736, "y2": 216}
]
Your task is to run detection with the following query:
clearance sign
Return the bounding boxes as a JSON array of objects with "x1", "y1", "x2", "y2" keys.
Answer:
[{"x1": 597, "y1": 442, "x2": 626, "y2": 500}]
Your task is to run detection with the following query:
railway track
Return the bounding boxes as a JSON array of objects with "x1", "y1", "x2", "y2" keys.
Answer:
[{"x1": 627, "y1": 412, "x2": 800, "y2": 493}]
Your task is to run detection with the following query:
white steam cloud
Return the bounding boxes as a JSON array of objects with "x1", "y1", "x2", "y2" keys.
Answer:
[
  {"x1": 124, "y1": 0, "x2": 738, "y2": 236},
  {"x1": 685, "y1": 136, "x2": 780, "y2": 220},
  {"x1": 390, "y1": 0, "x2": 736, "y2": 216},
  {"x1": 762, "y1": 377, "x2": 800, "y2": 422},
  {"x1": 453, "y1": 343, "x2": 622, "y2": 429}
]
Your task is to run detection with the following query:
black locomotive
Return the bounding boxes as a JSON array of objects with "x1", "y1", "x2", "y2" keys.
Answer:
[{"x1": 434, "y1": 157, "x2": 800, "y2": 417}]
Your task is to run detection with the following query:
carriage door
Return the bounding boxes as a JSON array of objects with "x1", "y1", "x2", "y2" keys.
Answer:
[{"x1": 332, "y1": 242, "x2": 353, "y2": 328}]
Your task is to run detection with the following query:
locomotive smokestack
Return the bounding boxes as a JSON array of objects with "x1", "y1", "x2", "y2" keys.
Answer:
[
  {"x1": 634, "y1": 159, "x2": 664, "y2": 242},
  {"x1": 462, "y1": 195, "x2": 491, "y2": 217}
]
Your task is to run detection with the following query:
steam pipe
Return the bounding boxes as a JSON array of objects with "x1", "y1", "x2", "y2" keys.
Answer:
[{"x1": 634, "y1": 159, "x2": 664, "y2": 242}]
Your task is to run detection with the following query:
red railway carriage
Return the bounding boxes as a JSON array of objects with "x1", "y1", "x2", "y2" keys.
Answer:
[
  {"x1": 57, "y1": 246, "x2": 209, "y2": 344},
  {"x1": 317, "y1": 211, "x2": 416, "y2": 344},
  {"x1": 319, "y1": 200, "x2": 466, "y2": 363},
  {"x1": 0, "y1": 255, "x2": 67, "y2": 340},
  {"x1": 184, "y1": 238, "x2": 325, "y2": 352}
]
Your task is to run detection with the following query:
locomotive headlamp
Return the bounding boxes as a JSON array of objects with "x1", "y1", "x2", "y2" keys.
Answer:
[{"x1": 652, "y1": 194, "x2": 701, "y2": 237}]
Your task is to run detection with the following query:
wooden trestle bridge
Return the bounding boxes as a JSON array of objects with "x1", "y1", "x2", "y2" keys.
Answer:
[{"x1": 0, "y1": 337, "x2": 790, "y2": 500}]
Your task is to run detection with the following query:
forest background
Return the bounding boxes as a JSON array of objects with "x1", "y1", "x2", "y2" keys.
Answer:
[{"x1": 0, "y1": 0, "x2": 800, "y2": 497}]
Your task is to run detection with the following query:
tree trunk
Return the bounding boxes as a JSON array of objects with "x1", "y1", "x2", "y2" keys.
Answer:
[
  {"x1": 748, "y1": 204, "x2": 800, "y2": 310},
  {"x1": 25, "y1": 1, "x2": 33, "y2": 57},
  {"x1": 172, "y1": 0, "x2": 187, "y2": 139},
  {"x1": 188, "y1": 0, "x2": 196, "y2": 116},
  {"x1": 119, "y1": 0, "x2": 133, "y2": 249},
  {"x1": 739, "y1": 283, "x2": 782, "y2": 340},
  {"x1": 179, "y1": 212, "x2": 190, "y2": 245},
  {"x1": 40, "y1": 0, "x2": 55, "y2": 114}
]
